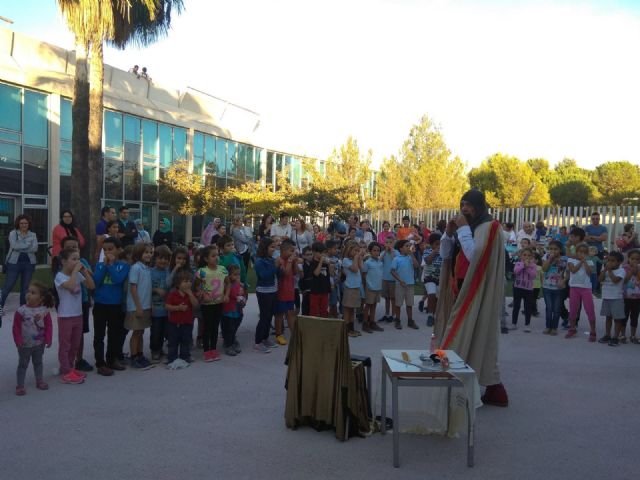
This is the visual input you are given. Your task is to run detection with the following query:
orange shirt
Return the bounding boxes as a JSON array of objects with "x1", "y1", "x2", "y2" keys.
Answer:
[{"x1": 396, "y1": 227, "x2": 412, "y2": 240}]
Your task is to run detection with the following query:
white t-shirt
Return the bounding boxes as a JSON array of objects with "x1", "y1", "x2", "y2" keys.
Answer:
[
  {"x1": 55, "y1": 271, "x2": 85, "y2": 317},
  {"x1": 567, "y1": 258, "x2": 594, "y2": 289},
  {"x1": 601, "y1": 267, "x2": 626, "y2": 300},
  {"x1": 270, "y1": 223, "x2": 292, "y2": 239}
]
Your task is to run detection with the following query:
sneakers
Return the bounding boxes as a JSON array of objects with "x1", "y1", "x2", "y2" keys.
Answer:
[
  {"x1": 36, "y1": 380, "x2": 49, "y2": 390},
  {"x1": 542, "y1": 328, "x2": 551, "y2": 335},
  {"x1": 407, "y1": 320, "x2": 419, "y2": 330},
  {"x1": 97, "y1": 365, "x2": 114, "y2": 376},
  {"x1": 598, "y1": 335, "x2": 611, "y2": 344},
  {"x1": 508, "y1": 324, "x2": 518, "y2": 330},
  {"x1": 72, "y1": 369, "x2": 87, "y2": 379},
  {"x1": 204, "y1": 350, "x2": 221, "y2": 362},
  {"x1": 253, "y1": 343, "x2": 271, "y2": 353},
  {"x1": 630, "y1": 336, "x2": 640, "y2": 344},
  {"x1": 588, "y1": 332, "x2": 596, "y2": 342},
  {"x1": 418, "y1": 300, "x2": 425, "y2": 312},
  {"x1": 377, "y1": 316, "x2": 388, "y2": 323},
  {"x1": 108, "y1": 361, "x2": 126, "y2": 371},
  {"x1": 151, "y1": 352, "x2": 162, "y2": 363},
  {"x1": 362, "y1": 323, "x2": 373, "y2": 333},
  {"x1": 225, "y1": 346, "x2": 237, "y2": 356},
  {"x1": 608, "y1": 337, "x2": 620, "y2": 347},
  {"x1": 132, "y1": 356, "x2": 153, "y2": 370},
  {"x1": 15, "y1": 385, "x2": 26, "y2": 396},
  {"x1": 75, "y1": 358, "x2": 94, "y2": 372},
  {"x1": 347, "y1": 329, "x2": 360, "y2": 338},
  {"x1": 370, "y1": 323, "x2": 384, "y2": 332},
  {"x1": 523, "y1": 325, "x2": 531, "y2": 333},
  {"x1": 500, "y1": 327, "x2": 509, "y2": 334},
  {"x1": 385, "y1": 316, "x2": 394, "y2": 323},
  {"x1": 426, "y1": 314, "x2": 435, "y2": 327},
  {"x1": 394, "y1": 319, "x2": 402, "y2": 330},
  {"x1": 233, "y1": 340, "x2": 242, "y2": 353},
  {"x1": 619, "y1": 335, "x2": 627, "y2": 344},
  {"x1": 263, "y1": 338, "x2": 278, "y2": 349},
  {"x1": 276, "y1": 335, "x2": 288, "y2": 346},
  {"x1": 565, "y1": 328, "x2": 577, "y2": 339},
  {"x1": 61, "y1": 370, "x2": 85, "y2": 384},
  {"x1": 549, "y1": 329, "x2": 558, "y2": 336}
]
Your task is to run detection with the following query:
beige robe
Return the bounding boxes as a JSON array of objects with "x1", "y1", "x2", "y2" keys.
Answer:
[{"x1": 435, "y1": 220, "x2": 504, "y2": 386}]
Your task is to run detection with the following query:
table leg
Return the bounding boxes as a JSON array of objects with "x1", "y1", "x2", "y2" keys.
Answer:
[
  {"x1": 446, "y1": 385, "x2": 451, "y2": 432},
  {"x1": 381, "y1": 359, "x2": 387, "y2": 434},
  {"x1": 392, "y1": 377, "x2": 399, "y2": 468},
  {"x1": 467, "y1": 398, "x2": 474, "y2": 467}
]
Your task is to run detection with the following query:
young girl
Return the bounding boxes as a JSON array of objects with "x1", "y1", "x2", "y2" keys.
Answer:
[
  {"x1": 565, "y1": 243, "x2": 597, "y2": 340},
  {"x1": 623, "y1": 250, "x2": 640, "y2": 344},
  {"x1": 167, "y1": 246, "x2": 190, "y2": 289},
  {"x1": 510, "y1": 247, "x2": 537, "y2": 332},
  {"x1": 55, "y1": 248, "x2": 95, "y2": 384},
  {"x1": 253, "y1": 238, "x2": 278, "y2": 353},
  {"x1": 164, "y1": 270, "x2": 198, "y2": 364},
  {"x1": 362, "y1": 242, "x2": 384, "y2": 333},
  {"x1": 125, "y1": 242, "x2": 154, "y2": 369},
  {"x1": 222, "y1": 264, "x2": 246, "y2": 356},
  {"x1": 274, "y1": 239, "x2": 298, "y2": 345},
  {"x1": 342, "y1": 242, "x2": 363, "y2": 337},
  {"x1": 195, "y1": 245, "x2": 228, "y2": 362},
  {"x1": 541, "y1": 240, "x2": 567, "y2": 335},
  {"x1": 13, "y1": 281, "x2": 54, "y2": 395}
]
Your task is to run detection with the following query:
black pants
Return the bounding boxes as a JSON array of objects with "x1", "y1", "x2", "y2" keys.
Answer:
[
  {"x1": 222, "y1": 315, "x2": 242, "y2": 347},
  {"x1": 512, "y1": 287, "x2": 534, "y2": 326},
  {"x1": 624, "y1": 298, "x2": 640, "y2": 328},
  {"x1": 167, "y1": 322, "x2": 193, "y2": 362},
  {"x1": 150, "y1": 315, "x2": 168, "y2": 353},
  {"x1": 201, "y1": 304, "x2": 223, "y2": 352},
  {"x1": 93, "y1": 303, "x2": 125, "y2": 366},
  {"x1": 532, "y1": 288, "x2": 540, "y2": 313},
  {"x1": 17, "y1": 344, "x2": 44, "y2": 385},
  {"x1": 242, "y1": 250, "x2": 251, "y2": 271},
  {"x1": 301, "y1": 292, "x2": 310, "y2": 316},
  {"x1": 255, "y1": 292, "x2": 276, "y2": 344}
]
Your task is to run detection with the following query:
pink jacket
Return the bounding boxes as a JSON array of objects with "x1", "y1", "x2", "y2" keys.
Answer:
[{"x1": 513, "y1": 262, "x2": 538, "y2": 290}]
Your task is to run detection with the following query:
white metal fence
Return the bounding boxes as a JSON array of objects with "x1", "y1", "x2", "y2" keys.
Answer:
[{"x1": 368, "y1": 205, "x2": 640, "y2": 250}]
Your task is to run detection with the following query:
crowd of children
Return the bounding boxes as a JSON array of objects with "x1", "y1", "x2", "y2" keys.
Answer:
[{"x1": 4, "y1": 212, "x2": 640, "y2": 396}]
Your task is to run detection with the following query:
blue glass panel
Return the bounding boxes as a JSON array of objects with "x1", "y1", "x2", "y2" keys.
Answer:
[
  {"x1": 254, "y1": 148, "x2": 262, "y2": 180},
  {"x1": 204, "y1": 135, "x2": 215, "y2": 175},
  {"x1": 23, "y1": 91, "x2": 48, "y2": 147},
  {"x1": 104, "y1": 158, "x2": 123, "y2": 199},
  {"x1": 173, "y1": 127, "x2": 187, "y2": 162},
  {"x1": 237, "y1": 144, "x2": 246, "y2": 178},
  {"x1": 105, "y1": 111, "x2": 122, "y2": 150},
  {"x1": 60, "y1": 150, "x2": 71, "y2": 176},
  {"x1": 0, "y1": 141, "x2": 21, "y2": 169},
  {"x1": 124, "y1": 115, "x2": 141, "y2": 143},
  {"x1": 227, "y1": 142, "x2": 237, "y2": 177},
  {"x1": 142, "y1": 120, "x2": 158, "y2": 156},
  {"x1": 0, "y1": 131, "x2": 20, "y2": 143},
  {"x1": 60, "y1": 98, "x2": 72, "y2": 141},
  {"x1": 246, "y1": 146, "x2": 254, "y2": 179},
  {"x1": 0, "y1": 83, "x2": 21, "y2": 131},
  {"x1": 194, "y1": 132, "x2": 204, "y2": 174},
  {"x1": 23, "y1": 146, "x2": 47, "y2": 195},
  {"x1": 215, "y1": 137, "x2": 226, "y2": 176},
  {"x1": 159, "y1": 124, "x2": 171, "y2": 168}
]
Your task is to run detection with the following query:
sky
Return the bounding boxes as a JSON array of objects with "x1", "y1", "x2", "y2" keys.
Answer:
[{"x1": 2, "y1": 0, "x2": 640, "y2": 170}]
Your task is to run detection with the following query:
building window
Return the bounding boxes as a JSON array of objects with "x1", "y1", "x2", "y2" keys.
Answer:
[
  {"x1": 216, "y1": 137, "x2": 226, "y2": 177},
  {"x1": 23, "y1": 91, "x2": 48, "y2": 148},
  {"x1": 105, "y1": 111, "x2": 123, "y2": 151},
  {"x1": 159, "y1": 124, "x2": 172, "y2": 168},
  {"x1": 173, "y1": 127, "x2": 187, "y2": 162},
  {"x1": 0, "y1": 83, "x2": 21, "y2": 131}
]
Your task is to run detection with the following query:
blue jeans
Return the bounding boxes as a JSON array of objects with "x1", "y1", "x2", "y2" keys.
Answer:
[
  {"x1": 2, "y1": 261, "x2": 35, "y2": 306},
  {"x1": 543, "y1": 288, "x2": 564, "y2": 329},
  {"x1": 167, "y1": 322, "x2": 193, "y2": 362}
]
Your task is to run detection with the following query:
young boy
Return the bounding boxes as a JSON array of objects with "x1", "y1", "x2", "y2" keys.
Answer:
[
  {"x1": 299, "y1": 246, "x2": 313, "y2": 316},
  {"x1": 597, "y1": 251, "x2": 626, "y2": 346},
  {"x1": 165, "y1": 270, "x2": 198, "y2": 364},
  {"x1": 361, "y1": 242, "x2": 384, "y2": 333},
  {"x1": 380, "y1": 236, "x2": 396, "y2": 323},
  {"x1": 150, "y1": 245, "x2": 171, "y2": 362},
  {"x1": 326, "y1": 240, "x2": 342, "y2": 318},
  {"x1": 420, "y1": 233, "x2": 442, "y2": 327},
  {"x1": 218, "y1": 235, "x2": 247, "y2": 289},
  {"x1": 390, "y1": 240, "x2": 418, "y2": 330},
  {"x1": 309, "y1": 242, "x2": 334, "y2": 318},
  {"x1": 92, "y1": 237, "x2": 130, "y2": 375},
  {"x1": 274, "y1": 239, "x2": 299, "y2": 344}
]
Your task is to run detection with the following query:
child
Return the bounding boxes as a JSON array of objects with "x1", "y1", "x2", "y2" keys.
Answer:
[
  {"x1": 92, "y1": 237, "x2": 130, "y2": 375},
  {"x1": 253, "y1": 238, "x2": 278, "y2": 353},
  {"x1": 541, "y1": 240, "x2": 567, "y2": 335},
  {"x1": 597, "y1": 251, "x2": 626, "y2": 346},
  {"x1": 164, "y1": 270, "x2": 198, "y2": 363},
  {"x1": 326, "y1": 240, "x2": 341, "y2": 318},
  {"x1": 510, "y1": 247, "x2": 537, "y2": 332},
  {"x1": 419, "y1": 233, "x2": 443, "y2": 327},
  {"x1": 55, "y1": 247, "x2": 95, "y2": 383},
  {"x1": 191, "y1": 247, "x2": 205, "y2": 349},
  {"x1": 222, "y1": 264, "x2": 246, "y2": 356},
  {"x1": 218, "y1": 235, "x2": 247, "y2": 289},
  {"x1": 361, "y1": 242, "x2": 384, "y2": 333},
  {"x1": 390, "y1": 240, "x2": 418, "y2": 330},
  {"x1": 97, "y1": 220, "x2": 121, "y2": 263},
  {"x1": 125, "y1": 242, "x2": 154, "y2": 369},
  {"x1": 150, "y1": 245, "x2": 171, "y2": 362},
  {"x1": 380, "y1": 236, "x2": 397, "y2": 323},
  {"x1": 588, "y1": 246, "x2": 602, "y2": 294},
  {"x1": 195, "y1": 245, "x2": 228, "y2": 361},
  {"x1": 531, "y1": 252, "x2": 543, "y2": 317},
  {"x1": 274, "y1": 239, "x2": 299, "y2": 345},
  {"x1": 12, "y1": 281, "x2": 54, "y2": 395},
  {"x1": 565, "y1": 243, "x2": 597, "y2": 340},
  {"x1": 299, "y1": 246, "x2": 314, "y2": 316},
  {"x1": 309, "y1": 241, "x2": 334, "y2": 319},
  {"x1": 167, "y1": 246, "x2": 190, "y2": 289},
  {"x1": 623, "y1": 250, "x2": 640, "y2": 344},
  {"x1": 342, "y1": 242, "x2": 363, "y2": 336}
]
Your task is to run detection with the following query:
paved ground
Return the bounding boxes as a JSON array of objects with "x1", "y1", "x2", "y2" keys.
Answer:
[{"x1": 0, "y1": 292, "x2": 638, "y2": 480}]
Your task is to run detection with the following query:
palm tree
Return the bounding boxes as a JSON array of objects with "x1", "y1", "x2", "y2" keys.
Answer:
[{"x1": 57, "y1": 0, "x2": 183, "y2": 257}]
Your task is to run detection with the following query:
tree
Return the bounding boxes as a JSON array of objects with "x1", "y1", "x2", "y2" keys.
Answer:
[
  {"x1": 58, "y1": 0, "x2": 182, "y2": 258},
  {"x1": 375, "y1": 156, "x2": 407, "y2": 210},
  {"x1": 593, "y1": 161, "x2": 640, "y2": 204},
  {"x1": 469, "y1": 153, "x2": 550, "y2": 207},
  {"x1": 325, "y1": 137, "x2": 373, "y2": 215},
  {"x1": 527, "y1": 158, "x2": 553, "y2": 185},
  {"x1": 546, "y1": 158, "x2": 600, "y2": 206}
]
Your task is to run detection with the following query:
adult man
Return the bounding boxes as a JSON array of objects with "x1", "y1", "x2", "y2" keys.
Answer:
[
  {"x1": 396, "y1": 216, "x2": 412, "y2": 240},
  {"x1": 270, "y1": 211, "x2": 292, "y2": 239},
  {"x1": 436, "y1": 189, "x2": 508, "y2": 407},
  {"x1": 327, "y1": 215, "x2": 347, "y2": 244},
  {"x1": 96, "y1": 206, "x2": 116, "y2": 241},
  {"x1": 516, "y1": 221, "x2": 535, "y2": 245},
  {"x1": 117, "y1": 206, "x2": 137, "y2": 248}
]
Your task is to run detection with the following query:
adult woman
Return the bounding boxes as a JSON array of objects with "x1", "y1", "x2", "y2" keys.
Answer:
[
  {"x1": 201, "y1": 218, "x2": 222, "y2": 245},
  {"x1": 616, "y1": 223, "x2": 639, "y2": 254},
  {"x1": 231, "y1": 215, "x2": 252, "y2": 269},
  {"x1": 153, "y1": 217, "x2": 173, "y2": 249},
  {"x1": 51, "y1": 210, "x2": 86, "y2": 257},
  {"x1": 312, "y1": 224, "x2": 327, "y2": 243},
  {"x1": 258, "y1": 214, "x2": 274, "y2": 241},
  {"x1": 2, "y1": 214, "x2": 38, "y2": 306},
  {"x1": 377, "y1": 221, "x2": 394, "y2": 244},
  {"x1": 360, "y1": 219, "x2": 376, "y2": 245},
  {"x1": 134, "y1": 218, "x2": 151, "y2": 244},
  {"x1": 291, "y1": 219, "x2": 313, "y2": 254}
]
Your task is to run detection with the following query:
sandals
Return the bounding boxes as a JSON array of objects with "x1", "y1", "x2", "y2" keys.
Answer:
[{"x1": 630, "y1": 336, "x2": 640, "y2": 344}]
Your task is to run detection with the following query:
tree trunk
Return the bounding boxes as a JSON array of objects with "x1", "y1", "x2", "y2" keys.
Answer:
[
  {"x1": 88, "y1": 40, "x2": 104, "y2": 263},
  {"x1": 70, "y1": 39, "x2": 90, "y2": 258}
]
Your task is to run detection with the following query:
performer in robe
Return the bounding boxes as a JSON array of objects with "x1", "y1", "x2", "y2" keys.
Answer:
[{"x1": 435, "y1": 189, "x2": 509, "y2": 407}]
